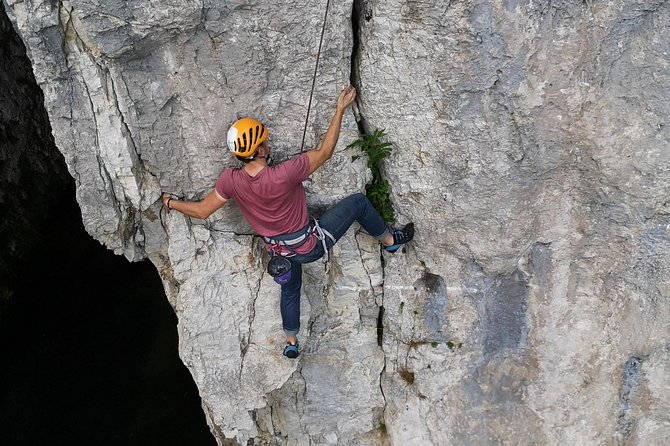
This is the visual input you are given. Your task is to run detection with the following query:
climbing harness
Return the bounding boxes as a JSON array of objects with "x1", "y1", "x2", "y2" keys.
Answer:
[
  {"x1": 300, "y1": 0, "x2": 331, "y2": 153},
  {"x1": 263, "y1": 221, "x2": 314, "y2": 257},
  {"x1": 264, "y1": 217, "x2": 336, "y2": 272}
]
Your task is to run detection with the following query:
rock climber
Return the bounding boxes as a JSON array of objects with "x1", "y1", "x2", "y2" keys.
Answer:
[{"x1": 161, "y1": 85, "x2": 414, "y2": 358}]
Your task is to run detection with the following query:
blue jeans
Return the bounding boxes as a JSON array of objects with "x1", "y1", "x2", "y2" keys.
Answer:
[{"x1": 279, "y1": 193, "x2": 390, "y2": 336}]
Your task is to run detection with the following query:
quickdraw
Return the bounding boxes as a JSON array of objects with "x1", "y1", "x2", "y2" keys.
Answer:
[{"x1": 311, "y1": 218, "x2": 335, "y2": 267}]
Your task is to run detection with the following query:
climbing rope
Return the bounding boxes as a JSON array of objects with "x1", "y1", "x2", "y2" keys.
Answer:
[{"x1": 300, "y1": 0, "x2": 331, "y2": 153}]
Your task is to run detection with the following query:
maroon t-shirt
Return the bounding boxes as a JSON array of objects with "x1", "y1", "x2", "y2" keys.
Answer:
[{"x1": 215, "y1": 153, "x2": 316, "y2": 254}]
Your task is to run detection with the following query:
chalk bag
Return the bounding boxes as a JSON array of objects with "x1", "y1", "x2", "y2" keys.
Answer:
[{"x1": 268, "y1": 256, "x2": 292, "y2": 285}]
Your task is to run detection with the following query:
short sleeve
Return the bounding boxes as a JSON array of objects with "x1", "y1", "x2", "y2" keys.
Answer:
[
  {"x1": 215, "y1": 168, "x2": 233, "y2": 199},
  {"x1": 278, "y1": 153, "x2": 311, "y2": 184}
]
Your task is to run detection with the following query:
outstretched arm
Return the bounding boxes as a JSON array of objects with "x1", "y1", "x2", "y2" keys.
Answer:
[
  {"x1": 161, "y1": 190, "x2": 227, "y2": 220},
  {"x1": 306, "y1": 85, "x2": 357, "y2": 175}
]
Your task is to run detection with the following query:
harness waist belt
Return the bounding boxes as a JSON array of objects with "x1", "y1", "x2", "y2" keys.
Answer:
[{"x1": 263, "y1": 222, "x2": 312, "y2": 247}]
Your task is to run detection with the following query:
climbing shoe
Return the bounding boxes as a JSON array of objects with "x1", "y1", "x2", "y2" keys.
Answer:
[
  {"x1": 384, "y1": 223, "x2": 415, "y2": 253},
  {"x1": 283, "y1": 341, "x2": 300, "y2": 359}
]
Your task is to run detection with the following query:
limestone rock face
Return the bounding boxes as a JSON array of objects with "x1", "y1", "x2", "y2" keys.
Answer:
[
  {"x1": 356, "y1": 1, "x2": 670, "y2": 444},
  {"x1": 4, "y1": 0, "x2": 670, "y2": 444}
]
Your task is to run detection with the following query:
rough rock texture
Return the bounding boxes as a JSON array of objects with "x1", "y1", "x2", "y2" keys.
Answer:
[
  {"x1": 4, "y1": 0, "x2": 670, "y2": 444},
  {"x1": 355, "y1": 1, "x2": 670, "y2": 444}
]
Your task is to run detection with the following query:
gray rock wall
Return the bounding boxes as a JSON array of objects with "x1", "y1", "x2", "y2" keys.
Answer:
[
  {"x1": 4, "y1": 0, "x2": 670, "y2": 444},
  {"x1": 356, "y1": 1, "x2": 670, "y2": 444}
]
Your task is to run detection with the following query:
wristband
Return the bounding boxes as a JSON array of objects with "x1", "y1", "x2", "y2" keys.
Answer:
[{"x1": 167, "y1": 198, "x2": 173, "y2": 209}]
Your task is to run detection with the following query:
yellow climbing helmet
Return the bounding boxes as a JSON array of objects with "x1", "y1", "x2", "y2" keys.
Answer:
[{"x1": 227, "y1": 117, "x2": 268, "y2": 158}]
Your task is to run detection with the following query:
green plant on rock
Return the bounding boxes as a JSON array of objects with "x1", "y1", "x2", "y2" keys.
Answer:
[
  {"x1": 348, "y1": 129, "x2": 396, "y2": 223},
  {"x1": 446, "y1": 341, "x2": 463, "y2": 350}
]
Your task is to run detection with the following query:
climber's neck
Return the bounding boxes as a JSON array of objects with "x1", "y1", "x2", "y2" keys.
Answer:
[{"x1": 243, "y1": 157, "x2": 268, "y2": 177}]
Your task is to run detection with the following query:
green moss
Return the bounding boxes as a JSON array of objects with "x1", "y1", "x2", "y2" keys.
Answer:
[
  {"x1": 347, "y1": 129, "x2": 396, "y2": 222},
  {"x1": 431, "y1": 341, "x2": 438, "y2": 348},
  {"x1": 378, "y1": 423, "x2": 388, "y2": 435}
]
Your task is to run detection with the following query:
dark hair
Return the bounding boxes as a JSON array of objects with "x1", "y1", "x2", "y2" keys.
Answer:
[
  {"x1": 235, "y1": 140, "x2": 267, "y2": 163},
  {"x1": 235, "y1": 155, "x2": 254, "y2": 163}
]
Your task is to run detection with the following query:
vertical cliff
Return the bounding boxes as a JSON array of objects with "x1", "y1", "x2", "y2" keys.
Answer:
[
  {"x1": 355, "y1": 1, "x2": 670, "y2": 443},
  {"x1": 4, "y1": 0, "x2": 669, "y2": 445}
]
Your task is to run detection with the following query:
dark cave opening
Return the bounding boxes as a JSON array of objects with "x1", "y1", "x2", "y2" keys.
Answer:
[
  {"x1": 0, "y1": 188, "x2": 216, "y2": 446},
  {"x1": 0, "y1": 4, "x2": 215, "y2": 445}
]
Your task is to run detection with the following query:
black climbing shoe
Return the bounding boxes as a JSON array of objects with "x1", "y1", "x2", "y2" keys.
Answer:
[
  {"x1": 283, "y1": 341, "x2": 300, "y2": 359},
  {"x1": 384, "y1": 223, "x2": 415, "y2": 253}
]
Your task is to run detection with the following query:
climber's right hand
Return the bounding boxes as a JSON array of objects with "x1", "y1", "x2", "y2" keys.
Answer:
[{"x1": 336, "y1": 85, "x2": 356, "y2": 112}]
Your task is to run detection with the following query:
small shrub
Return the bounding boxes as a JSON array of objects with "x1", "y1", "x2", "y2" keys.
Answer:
[
  {"x1": 347, "y1": 129, "x2": 396, "y2": 222},
  {"x1": 366, "y1": 179, "x2": 395, "y2": 223},
  {"x1": 348, "y1": 129, "x2": 392, "y2": 172}
]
